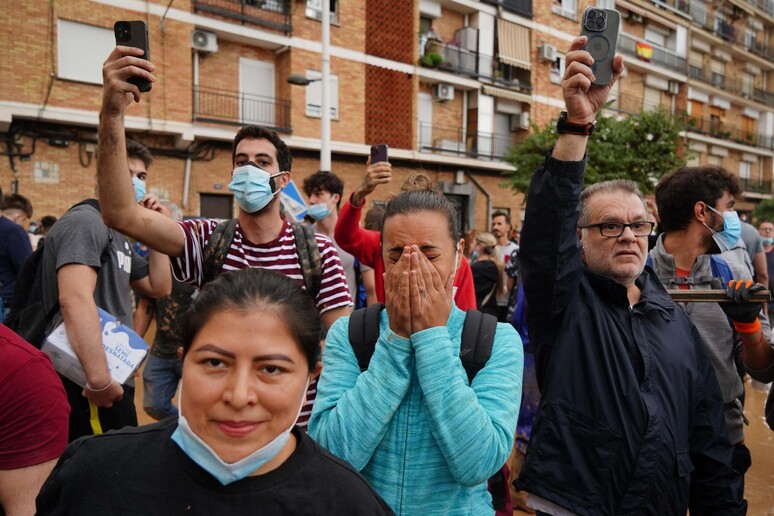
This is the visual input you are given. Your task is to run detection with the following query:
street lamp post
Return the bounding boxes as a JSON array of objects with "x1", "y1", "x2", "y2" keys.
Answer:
[{"x1": 287, "y1": 0, "x2": 331, "y2": 172}]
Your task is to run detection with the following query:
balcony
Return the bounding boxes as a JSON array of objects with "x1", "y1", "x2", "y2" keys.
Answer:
[
  {"x1": 492, "y1": 62, "x2": 533, "y2": 94},
  {"x1": 417, "y1": 123, "x2": 515, "y2": 161},
  {"x1": 683, "y1": 114, "x2": 774, "y2": 150},
  {"x1": 746, "y1": 0, "x2": 774, "y2": 18},
  {"x1": 740, "y1": 178, "x2": 772, "y2": 194},
  {"x1": 604, "y1": 91, "x2": 665, "y2": 115},
  {"x1": 419, "y1": 38, "x2": 494, "y2": 79},
  {"x1": 618, "y1": 33, "x2": 687, "y2": 73},
  {"x1": 688, "y1": 66, "x2": 746, "y2": 96},
  {"x1": 480, "y1": 0, "x2": 532, "y2": 18},
  {"x1": 753, "y1": 87, "x2": 774, "y2": 107},
  {"x1": 194, "y1": 87, "x2": 291, "y2": 133},
  {"x1": 192, "y1": 0, "x2": 292, "y2": 33},
  {"x1": 685, "y1": 2, "x2": 774, "y2": 59}
]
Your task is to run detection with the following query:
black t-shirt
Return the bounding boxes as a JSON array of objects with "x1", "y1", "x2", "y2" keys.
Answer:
[
  {"x1": 471, "y1": 260, "x2": 499, "y2": 317},
  {"x1": 37, "y1": 419, "x2": 394, "y2": 516}
]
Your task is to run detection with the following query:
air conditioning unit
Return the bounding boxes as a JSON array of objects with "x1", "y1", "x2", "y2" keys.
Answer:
[
  {"x1": 539, "y1": 44, "x2": 557, "y2": 62},
  {"x1": 191, "y1": 29, "x2": 218, "y2": 53},
  {"x1": 667, "y1": 81, "x2": 680, "y2": 95},
  {"x1": 625, "y1": 10, "x2": 644, "y2": 23},
  {"x1": 511, "y1": 112, "x2": 530, "y2": 131},
  {"x1": 434, "y1": 83, "x2": 455, "y2": 101}
]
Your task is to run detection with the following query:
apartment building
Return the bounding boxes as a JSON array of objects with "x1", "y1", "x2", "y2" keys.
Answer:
[{"x1": 1, "y1": 0, "x2": 771, "y2": 230}]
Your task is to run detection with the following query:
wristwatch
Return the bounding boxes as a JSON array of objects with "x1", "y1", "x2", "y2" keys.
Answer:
[{"x1": 556, "y1": 111, "x2": 596, "y2": 135}]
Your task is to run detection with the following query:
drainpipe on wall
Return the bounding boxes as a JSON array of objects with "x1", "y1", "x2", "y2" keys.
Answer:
[
  {"x1": 182, "y1": 156, "x2": 192, "y2": 210},
  {"x1": 464, "y1": 170, "x2": 492, "y2": 227}
]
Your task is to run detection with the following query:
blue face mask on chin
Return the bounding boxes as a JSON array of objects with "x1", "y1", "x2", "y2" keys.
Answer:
[
  {"x1": 307, "y1": 203, "x2": 331, "y2": 221},
  {"x1": 228, "y1": 163, "x2": 282, "y2": 214},
  {"x1": 132, "y1": 176, "x2": 146, "y2": 203},
  {"x1": 763, "y1": 237, "x2": 774, "y2": 246},
  {"x1": 170, "y1": 378, "x2": 309, "y2": 486},
  {"x1": 703, "y1": 204, "x2": 742, "y2": 253}
]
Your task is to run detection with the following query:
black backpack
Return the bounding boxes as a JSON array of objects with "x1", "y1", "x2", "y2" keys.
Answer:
[
  {"x1": 5, "y1": 199, "x2": 101, "y2": 347},
  {"x1": 202, "y1": 219, "x2": 322, "y2": 298},
  {"x1": 347, "y1": 303, "x2": 511, "y2": 513}
]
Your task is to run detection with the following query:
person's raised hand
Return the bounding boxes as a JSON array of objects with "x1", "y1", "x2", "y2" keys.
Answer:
[
  {"x1": 101, "y1": 46, "x2": 156, "y2": 116},
  {"x1": 562, "y1": 36, "x2": 624, "y2": 124},
  {"x1": 384, "y1": 247, "x2": 412, "y2": 338},
  {"x1": 352, "y1": 157, "x2": 392, "y2": 207},
  {"x1": 139, "y1": 194, "x2": 165, "y2": 215},
  {"x1": 409, "y1": 246, "x2": 453, "y2": 334}
]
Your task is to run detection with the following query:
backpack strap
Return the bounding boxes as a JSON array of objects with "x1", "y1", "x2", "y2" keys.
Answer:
[
  {"x1": 202, "y1": 219, "x2": 238, "y2": 286},
  {"x1": 291, "y1": 222, "x2": 322, "y2": 300},
  {"x1": 348, "y1": 303, "x2": 385, "y2": 371},
  {"x1": 459, "y1": 308, "x2": 498, "y2": 384}
]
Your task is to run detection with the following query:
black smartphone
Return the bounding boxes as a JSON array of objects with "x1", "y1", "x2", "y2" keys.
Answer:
[
  {"x1": 370, "y1": 144, "x2": 388, "y2": 164},
  {"x1": 114, "y1": 21, "x2": 152, "y2": 93},
  {"x1": 580, "y1": 8, "x2": 620, "y2": 86}
]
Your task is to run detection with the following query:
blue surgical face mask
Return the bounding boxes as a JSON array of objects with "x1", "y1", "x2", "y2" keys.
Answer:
[
  {"x1": 228, "y1": 163, "x2": 282, "y2": 214},
  {"x1": 704, "y1": 205, "x2": 741, "y2": 252},
  {"x1": 763, "y1": 237, "x2": 774, "y2": 246},
  {"x1": 307, "y1": 203, "x2": 331, "y2": 221},
  {"x1": 132, "y1": 176, "x2": 146, "y2": 203},
  {"x1": 171, "y1": 378, "x2": 309, "y2": 486}
]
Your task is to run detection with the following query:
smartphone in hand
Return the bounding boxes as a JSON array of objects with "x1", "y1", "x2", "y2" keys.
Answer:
[
  {"x1": 371, "y1": 144, "x2": 388, "y2": 164},
  {"x1": 580, "y1": 8, "x2": 620, "y2": 86},
  {"x1": 114, "y1": 21, "x2": 152, "y2": 93}
]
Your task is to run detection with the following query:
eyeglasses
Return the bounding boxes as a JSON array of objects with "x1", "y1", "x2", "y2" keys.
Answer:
[{"x1": 579, "y1": 221, "x2": 655, "y2": 238}]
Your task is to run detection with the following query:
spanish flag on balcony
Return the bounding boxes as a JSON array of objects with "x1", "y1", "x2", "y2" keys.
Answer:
[{"x1": 636, "y1": 41, "x2": 653, "y2": 62}]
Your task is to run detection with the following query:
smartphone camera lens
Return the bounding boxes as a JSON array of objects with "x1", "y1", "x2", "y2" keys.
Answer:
[
  {"x1": 585, "y1": 9, "x2": 607, "y2": 32},
  {"x1": 115, "y1": 22, "x2": 131, "y2": 43}
]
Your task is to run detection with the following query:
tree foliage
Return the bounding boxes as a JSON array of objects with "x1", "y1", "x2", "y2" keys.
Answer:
[
  {"x1": 503, "y1": 107, "x2": 686, "y2": 196},
  {"x1": 751, "y1": 199, "x2": 774, "y2": 225}
]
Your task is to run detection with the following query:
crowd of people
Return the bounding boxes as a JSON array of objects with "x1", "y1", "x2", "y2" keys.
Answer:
[{"x1": 2, "y1": 37, "x2": 774, "y2": 516}]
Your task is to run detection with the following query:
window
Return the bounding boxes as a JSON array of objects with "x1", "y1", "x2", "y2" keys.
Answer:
[
  {"x1": 57, "y1": 19, "x2": 114, "y2": 85},
  {"x1": 739, "y1": 160, "x2": 752, "y2": 184},
  {"x1": 710, "y1": 60, "x2": 724, "y2": 89},
  {"x1": 304, "y1": 70, "x2": 340, "y2": 119},
  {"x1": 707, "y1": 155, "x2": 722, "y2": 166},
  {"x1": 552, "y1": 0, "x2": 577, "y2": 20},
  {"x1": 643, "y1": 87, "x2": 661, "y2": 112},
  {"x1": 550, "y1": 55, "x2": 565, "y2": 85},
  {"x1": 644, "y1": 26, "x2": 666, "y2": 48},
  {"x1": 306, "y1": 0, "x2": 338, "y2": 24},
  {"x1": 741, "y1": 116, "x2": 757, "y2": 143},
  {"x1": 689, "y1": 99, "x2": 704, "y2": 122},
  {"x1": 743, "y1": 73, "x2": 754, "y2": 98}
]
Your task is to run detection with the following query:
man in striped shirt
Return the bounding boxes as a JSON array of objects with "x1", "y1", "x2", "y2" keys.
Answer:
[{"x1": 97, "y1": 46, "x2": 352, "y2": 425}]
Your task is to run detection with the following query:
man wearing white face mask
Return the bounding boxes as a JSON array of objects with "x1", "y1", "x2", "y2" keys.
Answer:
[{"x1": 649, "y1": 165, "x2": 774, "y2": 489}]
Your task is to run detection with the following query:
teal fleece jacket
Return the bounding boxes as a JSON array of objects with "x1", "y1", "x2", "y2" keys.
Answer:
[{"x1": 309, "y1": 306, "x2": 523, "y2": 515}]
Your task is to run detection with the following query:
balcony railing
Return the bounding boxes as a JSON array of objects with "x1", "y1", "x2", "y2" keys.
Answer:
[
  {"x1": 617, "y1": 33, "x2": 687, "y2": 73},
  {"x1": 194, "y1": 87, "x2": 291, "y2": 133},
  {"x1": 480, "y1": 0, "x2": 532, "y2": 18},
  {"x1": 746, "y1": 0, "x2": 774, "y2": 18},
  {"x1": 417, "y1": 123, "x2": 515, "y2": 161},
  {"x1": 682, "y1": 114, "x2": 774, "y2": 150},
  {"x1": 419, "y1": 38, "x2": 496, "y2": 79},
  {"x1": 492, "y1": 62, "x2": 533, "y2": 94},
  {"x1": 685, "y1": 1, "x2": 774, "y2": 59},
  {"x1": 740, "y1": 178, "x2": 772, "y2": 194},
  {"x1": 192, "y1": 0, "x2": 292, "y2": 33}
]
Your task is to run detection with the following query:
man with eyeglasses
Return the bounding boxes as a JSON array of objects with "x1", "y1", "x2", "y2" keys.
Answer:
[
  {"x1": 515, "y1": 37, "x2": 745, "y2": 514},
  {"x1": 649, "y1": 166, "x2": 774, "y2": 492}
]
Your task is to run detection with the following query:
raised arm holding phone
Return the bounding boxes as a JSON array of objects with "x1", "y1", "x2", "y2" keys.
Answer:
[{"x1": 513, "y1": 36, "x2": 746, "y2": 514}]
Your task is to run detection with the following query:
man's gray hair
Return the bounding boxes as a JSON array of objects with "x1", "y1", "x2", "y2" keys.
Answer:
[{"x1": 578, "y1": 180, "x2": 649, "y2": 227}]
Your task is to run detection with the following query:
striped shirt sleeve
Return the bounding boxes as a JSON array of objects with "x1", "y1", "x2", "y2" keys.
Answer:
[{"x1": 315, "y1": 233, "x2": 352, "y2": 314}]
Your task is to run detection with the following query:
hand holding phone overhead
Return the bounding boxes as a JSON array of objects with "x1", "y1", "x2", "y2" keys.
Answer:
[
  {"x1": 102, "y1": 23, "x2": 156, "y2": 112},
  {"x1": 579, "y1": 8, "x2": 621, "y2": 86}
]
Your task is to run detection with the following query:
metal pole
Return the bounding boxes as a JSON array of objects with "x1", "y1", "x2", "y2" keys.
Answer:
[{"x1": 320, "y1": 0, "x2": 331, "y2": 171}]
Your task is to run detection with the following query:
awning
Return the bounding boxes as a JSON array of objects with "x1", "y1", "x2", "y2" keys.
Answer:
[
  {"x1": 482, "y1": 85, "x2": 532, "y2": 104},
  {"x1": 497, "y1": 19, "x2": 531, "y2": 71}
]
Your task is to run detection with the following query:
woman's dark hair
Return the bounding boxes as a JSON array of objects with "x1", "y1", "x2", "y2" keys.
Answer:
[
  {"x1": 181, "y1": 268, "x2": 321, "y2": 371},
  {"x1": 382, "y1": 189, "x2": 461, "y2": 243},
  {"x1": 655, "y1": 166, "x2": 741, "y2": 232},
  {"x1": 364, "y1": 204, "x2": 385, "y2": 232}
]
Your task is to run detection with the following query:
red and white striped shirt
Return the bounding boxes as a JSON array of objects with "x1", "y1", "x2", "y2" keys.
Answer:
[
  {"x1": 171, "y1": 218, "x2": 352, "y2": 314},
  {"x1": 171, "y1": 218, "x2": 351, "y2": 429}
]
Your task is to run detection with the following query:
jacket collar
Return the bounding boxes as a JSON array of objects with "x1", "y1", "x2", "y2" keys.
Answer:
[{"x1": 584, "y1": 265, "x2": 675, "y2": 319}]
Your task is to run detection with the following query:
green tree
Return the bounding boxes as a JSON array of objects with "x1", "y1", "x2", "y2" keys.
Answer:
[
  {"x1": 751, "y1": 199, "x2": 774, "y2": 225},
  {"x1": 504, "y1": 107, "x2": 686, "y2": 196}
]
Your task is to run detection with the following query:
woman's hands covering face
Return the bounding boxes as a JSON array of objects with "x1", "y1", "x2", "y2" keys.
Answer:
[{"x1": 385, "y1": 245, "x2": 454, "y2": 338}]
